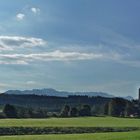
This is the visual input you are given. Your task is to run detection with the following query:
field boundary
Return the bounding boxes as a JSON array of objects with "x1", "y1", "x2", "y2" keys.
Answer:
[{"x1": 0, "y1": 127, "x2": 139, "y2": 136}]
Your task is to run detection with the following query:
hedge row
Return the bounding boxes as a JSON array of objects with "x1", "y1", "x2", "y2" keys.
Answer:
[{"x1": 0, "y1": 127, "x2": 139, "y2": 136}]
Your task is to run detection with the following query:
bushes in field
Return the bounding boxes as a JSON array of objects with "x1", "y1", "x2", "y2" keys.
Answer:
[{"x1": 0, "y1": 127, "x2": 138, "y2": 135}]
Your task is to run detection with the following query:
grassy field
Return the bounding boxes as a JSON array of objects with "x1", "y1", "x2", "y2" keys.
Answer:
[
  {"x1": 0, "y1": 117, "x2": 140, "y2": 139},
  {"x1": 0, "y1": 117, "x2": 140, "y2": 127},
  {"x1": 0, "y1": 131, "x2": 140, "y2": 140}
]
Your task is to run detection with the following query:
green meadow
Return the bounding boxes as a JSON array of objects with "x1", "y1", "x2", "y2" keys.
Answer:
[
  {"x1": 0, "y1": 117, "x2": 140, "y2": 139},
  {"x1": 0, "y1": 117, "x2": 140, "y2": 127},
  {"x1": 0, "y1": 131, "x2": 140, "y2": 140}
]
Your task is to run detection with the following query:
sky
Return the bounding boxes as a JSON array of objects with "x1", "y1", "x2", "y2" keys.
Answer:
[{"x1": 0, "y1": 0, "x2": 140, "y2": 98}]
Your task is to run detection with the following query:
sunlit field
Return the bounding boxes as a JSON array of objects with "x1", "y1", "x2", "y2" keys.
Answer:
[
  {"x1": 0, "y1": 131, "x2": 140, "y2": 140},
  {"x1": 0, "y1": 117, "x2": 139, "y2": 139},
  {"x1": 0, "y1": 117, "x2": 140, "y2": 127}
]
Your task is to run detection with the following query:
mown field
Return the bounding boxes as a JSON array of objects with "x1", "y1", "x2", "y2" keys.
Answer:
[
  {"x1": 0, "y1": 117, "x2": 140, "y2": 140},
  {"x1": 0, "y1": 117, "x2": 140, "y2": 127},
  {"x1": 0, "y1": 131, "x2": 140, "y2": 140}
]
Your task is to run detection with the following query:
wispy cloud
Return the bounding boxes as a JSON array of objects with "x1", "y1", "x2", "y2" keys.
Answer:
[
  {"x1": 0, "y1": 50, "x2": 105, "y2": 65},
  {"x1": 0, "y1": 36, "x2": 46, "y2": 51},
  {"x1": 0, "y1": 34, "x2": 138, "y2": 67},
  {"x1": 0, "y1": 29, "x2": 140, "y2": 67}
]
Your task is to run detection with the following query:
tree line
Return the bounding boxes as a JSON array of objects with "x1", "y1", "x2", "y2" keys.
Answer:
[
  {"x1": 1, "y1": 104, "x2": 92, "y2": 118},
  {"x1": 1, "y1": 97, "x2": 140, "y2": 118}
]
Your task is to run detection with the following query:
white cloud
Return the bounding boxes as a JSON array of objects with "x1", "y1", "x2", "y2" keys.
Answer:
[
  {"x1": 0, "y1": 50, "x2": 139, "y2": 67},
  {"x1": 31, "y1": 7, "x2": 40, "y2": 14},
  {"x1": 16, "y1": 7, "x2": 40, "y2": 21},
  {"x1": 0, "y1": 36, "x2": 46, "y2": 51},
  {"x1": 16, "y1": 13, "x2": 25, "y2": 21},
  {"x1": 0, "y1": 44, "x2": 139, "y2": 67},
  {"x1": 0, "y1": 50, "x2": 104, "y2": 65}
]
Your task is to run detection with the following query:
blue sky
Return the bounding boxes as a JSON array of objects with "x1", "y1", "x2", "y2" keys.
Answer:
[{"x1": 0, "y1": 0, "x2": 140, "y2": 98}]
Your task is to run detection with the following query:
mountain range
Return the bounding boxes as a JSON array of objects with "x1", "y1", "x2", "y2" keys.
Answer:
[{"x1": 4, "y1": 88, "x2": 133, "y2": 100}]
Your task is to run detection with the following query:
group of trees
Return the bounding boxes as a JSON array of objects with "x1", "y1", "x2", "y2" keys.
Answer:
[
  {"x1": 2, "y1": 104, "x2": 48, "y2": 118},
  {"x1": 1, "y1": 104, "x2": 92, "y2": 118},
  {"x1": 60, "y1": 104, "x2": 91, "y2": 117},
  {"x1": 104, "y1": 98, "x2": 139, "y2": 117},
  {"x1": 3, "y1": 104, "x2": 17, "y2": 118}
]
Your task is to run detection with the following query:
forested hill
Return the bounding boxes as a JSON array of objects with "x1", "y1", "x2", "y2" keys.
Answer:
[
  {"x1": 4, "y1": 88, "x2": 114, "y2": 98},
  {"x1": 0, "y1": 94, "x2": 111, "y2": 112}
]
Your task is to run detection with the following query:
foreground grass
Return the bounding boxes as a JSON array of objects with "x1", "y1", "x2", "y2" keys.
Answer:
[
  {"x1": 0, "y1": 131, "x2": 140, "y2": 140},
  {"x1": 0, "y1": 117, "x2": 140, "y2": 127}
]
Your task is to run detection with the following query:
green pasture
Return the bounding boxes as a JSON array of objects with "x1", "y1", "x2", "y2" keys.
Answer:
[
  {"x1": 0, "y1": 117, "x2": 140, "y2": 127},
  {"x1": 0, "y1": 131, "x2": 140, "y2": 140}
]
